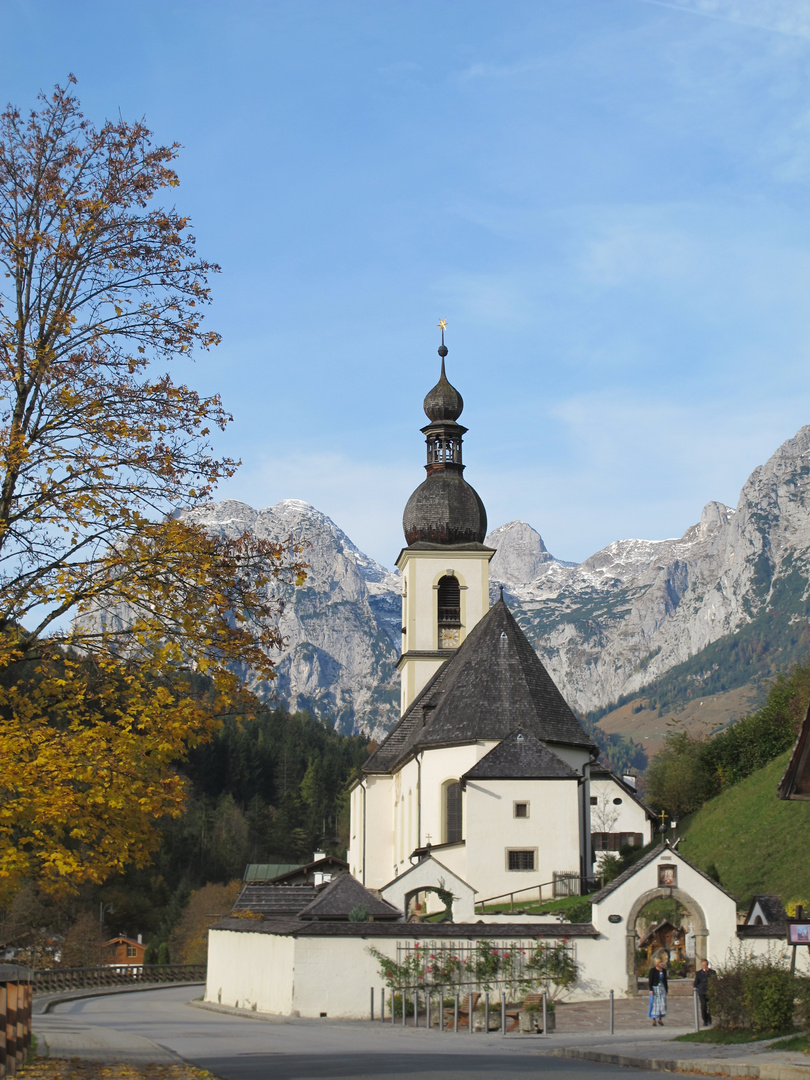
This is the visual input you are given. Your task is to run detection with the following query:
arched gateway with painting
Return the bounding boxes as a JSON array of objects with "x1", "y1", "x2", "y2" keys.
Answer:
[{"x1": 587, "y1": 843, "x2": 738, "y2": 995}]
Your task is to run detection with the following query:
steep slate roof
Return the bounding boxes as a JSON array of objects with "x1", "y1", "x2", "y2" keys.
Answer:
[
  {"x1": 232, "y1": 884, "x2": 318, "y2": 916},
  {"x1": 462, "y1": 729, "x2": 578, "y2": 782},
  {"x1": 589, "y1": 843, "x2": 737, "y2": 905},
  {"x1": 365, "y1": 600, "x2": 596, "y2": 775},
  {"x1": 297, "y1": 873, "x2": 401, "y2": 921}
]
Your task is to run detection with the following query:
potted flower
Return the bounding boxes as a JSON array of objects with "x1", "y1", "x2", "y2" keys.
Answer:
[{"x1": 518, "y1": 996, "x2": 556, "y2": 1033}]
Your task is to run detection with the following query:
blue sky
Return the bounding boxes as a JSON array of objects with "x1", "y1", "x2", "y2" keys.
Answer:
[{"x1": 6, "y1": 0, "x2": 810, "y2": 567}]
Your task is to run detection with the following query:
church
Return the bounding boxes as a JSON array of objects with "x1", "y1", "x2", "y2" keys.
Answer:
[
  {"x1": 206, "y1": 333, "x2": 760, "y2": 1019},
  {"x1": 348, "y1": 334, "x2": 601, "y2": 904}
]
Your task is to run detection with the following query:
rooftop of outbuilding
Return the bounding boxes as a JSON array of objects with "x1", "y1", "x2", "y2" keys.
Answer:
[{"x1": 211, "y1": 918, "x2": 599, "y2": 939}]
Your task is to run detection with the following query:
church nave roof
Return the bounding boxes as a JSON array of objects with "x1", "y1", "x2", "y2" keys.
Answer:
[{"x1": 364, "y1": 598, "x2": 596, "y2": 774}]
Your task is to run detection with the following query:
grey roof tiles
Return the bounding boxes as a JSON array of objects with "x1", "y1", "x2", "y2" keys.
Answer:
[
  {"x1": 297, "y1": 873, "x2": 401, "y2": 920},
  {"x1": 463, "y1": 729, "x2": 578, "y2": 781},
  {"x1": 365, "y1": 599, "x2": 595, "y2": 775}
]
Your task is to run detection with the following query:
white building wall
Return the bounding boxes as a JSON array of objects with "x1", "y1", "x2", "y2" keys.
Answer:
[
  {"x1": 590, "y1": 777, "x2": 653, "y2": 847},
  {"x1": 358, "y1": 773, "x2": 395, "y2": 888},
  {"x1": 206, "y1": 929, "x2": 295, "y2": 1014},
  {"x1": 739, "y1": 936, "x2": 810, "y2": 975},
  {"x1": 546, "y1": 744, "x2": 591, "y2": 774},
  {"x1": 465, "y1": 778, "x2": 581, "y2": 902},
  {"x1": 291, "y1": 936, "x2": 399, "y2": 1018}
]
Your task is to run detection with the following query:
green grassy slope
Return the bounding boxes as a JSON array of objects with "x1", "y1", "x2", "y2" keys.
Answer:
[{"x1": 677, "y1": 750, "x2": 810, "y2": 908}]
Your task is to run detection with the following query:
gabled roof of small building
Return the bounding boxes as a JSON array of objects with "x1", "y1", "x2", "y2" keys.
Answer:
[
  {"x1": 243, "y1": 862, "x2": 302, "y2": 883},
  {"x1": 589, "y1": 843, "x2": 737, "y2": 904},
  {"x1": 638, "y1": 921, "x2": 685, "y2": 947},
  {"x1": 297, "y1": 873, "x2": 401, "y2": 921},
  {"x1": 745, "y1": 894, "x2": 787, "y2": 927},
  {"x1": 462, "y1": 729, "x2": 578, "y2": 782},
  {"x1": 232, "y1": 884, "x2": 318, "y2": 916},
  {"x1": 268, "y1": 856, "x2": 349, "y2": 885},
  {"x1": 590, "y1": 764, "x2": 657, "y2": 821},
  {"x1": 365, "y1": 600, "x2": 596, "y2": 775}
]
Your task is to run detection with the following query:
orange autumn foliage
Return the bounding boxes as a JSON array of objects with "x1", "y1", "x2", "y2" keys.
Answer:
[{"x1": 0, "y1": 80, "x2": 306, "y2": 900}]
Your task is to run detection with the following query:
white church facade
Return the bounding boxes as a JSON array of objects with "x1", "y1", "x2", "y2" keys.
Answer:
[
  {"x1": 348, "y1": 336, "x2": 598, "y2": 903},
  {"x1": 204, "y1": 333, "x2": 787, "y2": 1020}
]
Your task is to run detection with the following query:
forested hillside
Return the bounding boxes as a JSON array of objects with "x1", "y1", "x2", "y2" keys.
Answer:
[
  {"x1": 643, "y1": 661, "x2": 810, "y2": 819},
  {"x1": 638, "y1": 660, "x2": 810, "y2": 907}
]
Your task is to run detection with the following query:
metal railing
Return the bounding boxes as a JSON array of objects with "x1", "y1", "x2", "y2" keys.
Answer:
[
  {"x1": 474, "y1": 876, "x2": 584, "y2": 913},
  {"x1": 33, "y1": 963, "x2": 206, "y2": 994},
  {"x1": 370, "y1": 980, "x2": 550, "y2": 1034}
]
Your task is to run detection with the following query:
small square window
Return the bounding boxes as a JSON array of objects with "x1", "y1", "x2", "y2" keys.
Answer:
[
  {"x1": 590, "y1": 796, "x2": 598, "y2": 805},
  {"x1": 508, "y1": 849, "x2": 536, "y2": 871},
  {"x1": 514, "y1": 802, "x2": 529, "y2": 819}
]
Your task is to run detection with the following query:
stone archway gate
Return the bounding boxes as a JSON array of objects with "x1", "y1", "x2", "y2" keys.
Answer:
[
  {"x1": 380, "y1": 855, "x2": 477, "y2": 922},
  {"x1": 585, "y1": 844, "x2": 738, "y2": 998}
]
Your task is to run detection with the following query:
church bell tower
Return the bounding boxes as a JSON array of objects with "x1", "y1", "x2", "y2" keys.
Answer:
[{"x1": 396, "y1": 327, "x2": 495, "y2": 713}]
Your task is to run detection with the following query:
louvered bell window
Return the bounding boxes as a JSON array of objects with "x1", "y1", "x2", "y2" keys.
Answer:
[{"x1": 437, "y1": 575, "x2": 460, "y2": 625}]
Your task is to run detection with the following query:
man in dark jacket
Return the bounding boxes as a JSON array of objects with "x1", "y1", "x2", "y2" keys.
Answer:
[{"x1": 693, "y1": 958, "x2": 715, "y2": 1025}]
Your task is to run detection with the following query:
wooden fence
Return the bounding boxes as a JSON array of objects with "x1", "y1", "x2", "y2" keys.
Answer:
[
  {"x1": 0, "y1": 965, "x2": 33, "y2": 1078},
  {"x1": 33, "y1": 964, "x2": 206, "y2": 994}
]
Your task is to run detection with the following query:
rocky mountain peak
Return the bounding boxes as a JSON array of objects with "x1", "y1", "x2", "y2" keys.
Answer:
[
  {"x1": 92, "y1": 425, "x2": 810, "y2": 742},
  {"x1": 486, "y1": 520, "x2": 568, "y2": 584}
]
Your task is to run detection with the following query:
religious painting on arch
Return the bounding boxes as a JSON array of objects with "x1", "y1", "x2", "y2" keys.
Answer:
[{"x1": 658, "y1": 865, "x2": 677, "y2": 888}]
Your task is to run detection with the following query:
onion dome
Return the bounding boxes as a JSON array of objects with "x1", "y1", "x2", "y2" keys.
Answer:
[
  {"x1": 403, "y1": 472, "x2": 487, "y2": 546},
  {"x1": 423, "y1": 348, "x2": 463, "y2": 422},
  {"x1": 402, "y1": 333, "x2": 487, "y2": 547}
]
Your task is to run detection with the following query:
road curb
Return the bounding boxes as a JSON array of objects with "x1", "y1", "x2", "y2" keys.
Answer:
[{"x1": 548, "y1": 1046, "x2": 810, "y2": 1078}]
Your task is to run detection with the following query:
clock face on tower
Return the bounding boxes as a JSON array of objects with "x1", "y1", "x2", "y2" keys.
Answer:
[{"x1": 439, "y1": 626, "x2": 460, "y2": 650}]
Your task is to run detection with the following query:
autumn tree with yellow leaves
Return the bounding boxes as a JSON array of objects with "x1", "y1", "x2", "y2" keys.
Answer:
[{"x1": 0, "y1": 79, "x2": 306, "y2": 900}]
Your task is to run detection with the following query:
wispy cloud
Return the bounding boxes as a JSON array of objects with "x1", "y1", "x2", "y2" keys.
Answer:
[
  {"x1": 636, "y1": 0, "x2": 810, "y2": 40},
  {"x1": 456, "y1": 59, "x2": 541, "y2": 82}
]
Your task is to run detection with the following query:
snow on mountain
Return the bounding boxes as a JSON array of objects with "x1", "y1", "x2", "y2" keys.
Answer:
[{"x1": 99, "y1": 426, "x2": 810, "y2": 739}]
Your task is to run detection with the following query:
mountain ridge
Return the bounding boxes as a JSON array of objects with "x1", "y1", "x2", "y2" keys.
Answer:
[{"x1": 179, "y1": 425, "x2": 810, "y2": 746}]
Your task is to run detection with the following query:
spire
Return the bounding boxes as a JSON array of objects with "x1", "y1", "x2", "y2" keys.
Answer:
[
  {"x1": 423, "y1": 322, "x2": 463, "y2": 423},
  {"x1": 401, "y1": 323, "x2": 487, "y2": 547}
]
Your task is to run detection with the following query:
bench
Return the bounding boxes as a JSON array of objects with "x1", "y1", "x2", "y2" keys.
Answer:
[
  {"x1": 505, "y1": 991, "x2": 544, "y2": 1032},
  {"x1": 443, "y1": 992, "x2": 481, "y2": 1029}
]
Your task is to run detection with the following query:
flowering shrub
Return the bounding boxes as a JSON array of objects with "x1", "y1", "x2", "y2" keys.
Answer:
[
  {"x1": 524, "y1": 941, "x2": 579, "y2": 1001},
  {"x1": 367, "y1": 938, "x2": 578, "y2": 999}
]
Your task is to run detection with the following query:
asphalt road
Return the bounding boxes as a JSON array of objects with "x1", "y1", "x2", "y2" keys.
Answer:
[{"x1": 36, "y1": 986, "x2": 669, "y2": 1080}]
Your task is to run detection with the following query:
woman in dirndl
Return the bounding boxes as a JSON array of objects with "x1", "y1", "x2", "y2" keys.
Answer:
[{"x1": 648, "y1": 957, "x2": 668, "y2": 1026}]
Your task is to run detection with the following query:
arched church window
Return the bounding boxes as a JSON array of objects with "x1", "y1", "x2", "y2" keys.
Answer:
[{"x1": 445, "y1": 781, "x2": 462, "y2": 844}]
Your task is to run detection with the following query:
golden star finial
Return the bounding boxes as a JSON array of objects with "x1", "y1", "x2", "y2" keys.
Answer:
[{"x1": 437, "y1": 319, "x2": 447, "y2": 332}]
